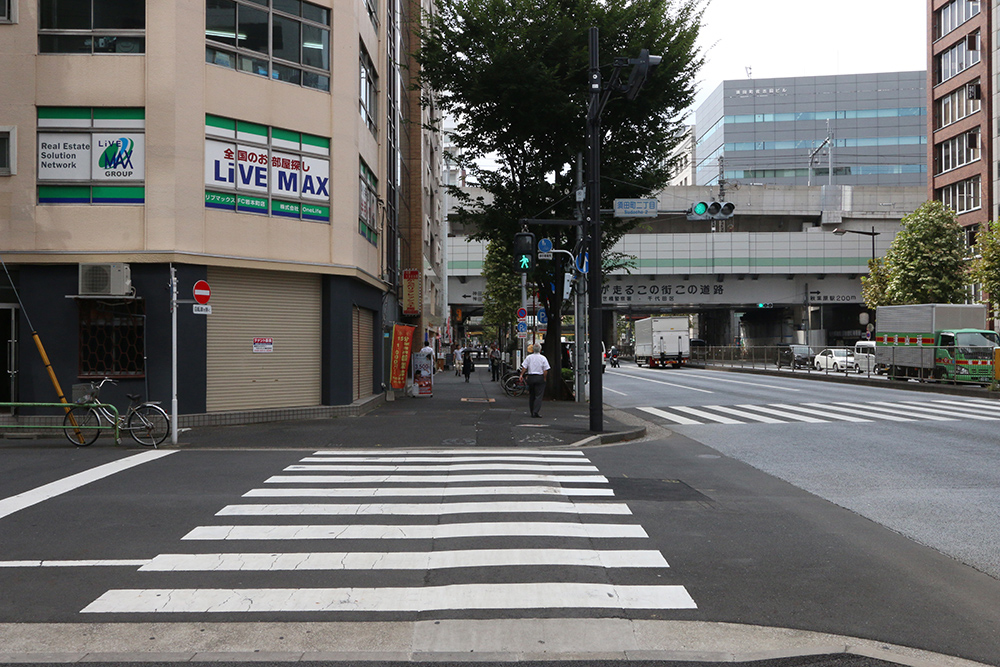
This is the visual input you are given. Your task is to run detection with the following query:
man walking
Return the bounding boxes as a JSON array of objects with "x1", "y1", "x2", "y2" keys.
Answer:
[
  {"x1": 490, "y1": 344, "x2": 501, "y2": 381},
  {"x1": 519, "y1": 344, "x2": 550, "y2": 418}
]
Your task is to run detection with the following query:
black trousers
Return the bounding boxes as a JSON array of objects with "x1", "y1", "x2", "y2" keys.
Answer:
[{"x1": 526, "y1": 374, "x2": 545, "y2": 415}]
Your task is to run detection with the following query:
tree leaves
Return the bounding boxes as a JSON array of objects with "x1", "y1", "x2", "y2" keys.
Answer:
[{"x1": 882, "y1": 200, "x2": 968, "y2": 305}]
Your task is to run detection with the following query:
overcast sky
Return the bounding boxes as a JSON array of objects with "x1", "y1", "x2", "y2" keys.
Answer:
[{"x1": 691, "y1": 0, "x2": 927, "y2": 117}]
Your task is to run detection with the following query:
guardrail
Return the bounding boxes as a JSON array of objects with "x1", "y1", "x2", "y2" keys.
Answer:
[{"x1": 0, "y1": 402, "x2": 120, "y2": 443}]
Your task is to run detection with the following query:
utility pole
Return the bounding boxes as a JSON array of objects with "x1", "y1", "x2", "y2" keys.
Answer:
[
  {"x1": 574, "y1": 154, "x2": 587, "y2": 403},
  {"x1": 586, "y1": 27, "x2": 604, "y2": 432}
]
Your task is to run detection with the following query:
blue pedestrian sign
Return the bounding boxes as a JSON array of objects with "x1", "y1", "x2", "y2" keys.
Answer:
[
  {"x1": 537, "y1": 308, "x2": 548, "y2": 325},
  {"x1": 537, "y1": 237, "x2": 553, "y2": 253}
]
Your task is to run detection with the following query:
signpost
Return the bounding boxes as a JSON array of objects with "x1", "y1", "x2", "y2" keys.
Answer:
[
  {"x1": 613, "y1": 198, "x2": 658, "y2": 218},
  {"x1": 193, "y1": 280, "x2": 211, "y2": 304}
]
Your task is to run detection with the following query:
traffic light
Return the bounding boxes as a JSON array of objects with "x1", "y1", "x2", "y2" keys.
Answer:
[
  {"x1": 756, "y1": 302, "x2": 774, "y2": 308},
  {"x1": 624, "y1": 49, "x2": 662, "y2": 101},
  {"x1": 513, "y1": 232, "x2": 536, "y2": 273},
  {"x1": 687, "y1": 201, "x2": 736, "y2": 221}
]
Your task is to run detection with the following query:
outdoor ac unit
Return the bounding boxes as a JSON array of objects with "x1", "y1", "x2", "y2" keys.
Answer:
[{"x1": 78, "y1": 263, "x2": 132, "y2": 296}]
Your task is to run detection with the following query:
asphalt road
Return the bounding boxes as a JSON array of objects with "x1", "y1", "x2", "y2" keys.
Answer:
[{"x1": 1, "y1": 368, "x2": 998, "y2": 666}]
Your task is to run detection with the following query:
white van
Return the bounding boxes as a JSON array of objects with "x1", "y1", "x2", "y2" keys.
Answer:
[{"x1": 854, "y1": 341, "x2": 877, "y2": 373}]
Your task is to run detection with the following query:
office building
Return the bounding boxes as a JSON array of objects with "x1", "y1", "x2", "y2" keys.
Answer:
[{"x1": 694, "y1": 72, "x2": 927, "y2": 189}]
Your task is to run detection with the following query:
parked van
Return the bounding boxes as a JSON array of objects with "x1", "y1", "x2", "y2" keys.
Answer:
[{"x1": 854, "y1": 340, "x2": 878, "y2": 374}]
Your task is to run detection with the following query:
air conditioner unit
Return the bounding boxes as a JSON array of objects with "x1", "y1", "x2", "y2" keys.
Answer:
[{"x1": 78, "y1": 263, "x2": 132, "y2": 296}]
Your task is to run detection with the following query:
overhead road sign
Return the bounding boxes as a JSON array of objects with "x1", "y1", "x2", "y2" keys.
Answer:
[{"x1": 613, "y1": 198, "x2": 658, "y2": 218}]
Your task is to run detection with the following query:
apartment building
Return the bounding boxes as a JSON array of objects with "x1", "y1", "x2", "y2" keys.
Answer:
[
  {"x1": 928, "y1": 0, "x2": 990, "y2": 232},
  {"x1": 0, "y1": 0, "x2": 440, "y2": 421}
]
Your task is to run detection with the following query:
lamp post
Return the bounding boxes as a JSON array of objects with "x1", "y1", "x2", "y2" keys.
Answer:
[{"x1": 832, "y1": 226, "x2": 880, "y2": 263}]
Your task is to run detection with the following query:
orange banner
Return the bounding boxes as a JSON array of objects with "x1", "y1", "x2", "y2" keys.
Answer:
[{"x1": 390, "y1": 324, "x2": 416, "y2": 389}]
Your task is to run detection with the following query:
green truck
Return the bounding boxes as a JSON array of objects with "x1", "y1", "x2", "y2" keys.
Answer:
[{"x1": 875, "y1": 304, "x2": 999, "y2": 383}]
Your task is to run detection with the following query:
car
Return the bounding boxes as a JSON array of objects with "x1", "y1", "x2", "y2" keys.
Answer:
[
  {"x1": 853, "y1": 340, "x2": 878, "y2": 374},
  {"x1": 776, "y1": 344, "x2": 815, "y2": 369},
  {"x1": 813, "y1": 348, "x2": 855, "y2": 372}
]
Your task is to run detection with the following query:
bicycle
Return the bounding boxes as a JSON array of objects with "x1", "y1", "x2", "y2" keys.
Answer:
[
  {"x1": 501, "y1": 372, "x2": 526, "y2": 397},
  {"x1": 63, "y1": 378, "x2": 170, "y2": 447}
]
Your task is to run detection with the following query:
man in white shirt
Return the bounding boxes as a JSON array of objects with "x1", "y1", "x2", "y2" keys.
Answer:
[{"x1": 519, "y1": 344, "x2": 550, "y2": 418}]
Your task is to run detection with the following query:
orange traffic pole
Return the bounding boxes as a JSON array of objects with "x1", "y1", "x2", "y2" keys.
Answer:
[{"x1": 32, "y1": 331, "x2": 83, "y2": 441}]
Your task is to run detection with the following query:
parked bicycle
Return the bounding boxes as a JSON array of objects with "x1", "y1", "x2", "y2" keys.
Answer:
[
  {"x1": 63, "y1": 378, "x2": 170, "y2": 447},
  {"x1": 501, "y1": 371, "x2": 526, "y2": 397}
]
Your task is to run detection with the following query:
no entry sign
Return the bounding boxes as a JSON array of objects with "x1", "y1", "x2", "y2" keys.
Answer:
[{"x1": 193, "y1": 280, "x2": 211, "y2": 304}]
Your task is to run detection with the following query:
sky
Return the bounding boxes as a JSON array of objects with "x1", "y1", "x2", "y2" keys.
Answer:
[{"x1": 691, "y1": 0, "x2": 927, "y2": 117}]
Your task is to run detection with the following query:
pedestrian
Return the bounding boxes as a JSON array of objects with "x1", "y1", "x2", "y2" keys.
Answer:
[
  {"x1": 455, "y1": 345, "x2": 464, "y2": 376},
  {"x1": 519, "y1": 343, "x2": 550, "y2": 418},
  {"x1": 462, "y1": 349, "x2": 474, "y2": 383},
  {"x1": 419, "y1": 341, "x2": 435, "y2": 374},
  {"x1": 490, "y1": 344, "x2": 501, "y2": 381}
]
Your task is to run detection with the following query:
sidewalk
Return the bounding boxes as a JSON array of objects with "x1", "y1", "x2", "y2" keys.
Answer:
[{"x1": 173, "y1": 360, "x2": 644, "y2": 449}]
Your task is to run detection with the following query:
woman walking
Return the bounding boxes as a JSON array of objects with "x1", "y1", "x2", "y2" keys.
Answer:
[{"x1": 462, "y1": 350, "x2": 474, "y2": 383}]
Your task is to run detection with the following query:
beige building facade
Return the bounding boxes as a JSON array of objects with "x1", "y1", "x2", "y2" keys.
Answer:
[{"x1": 0, "y1": 0, "x2": 437, "y2": 418}]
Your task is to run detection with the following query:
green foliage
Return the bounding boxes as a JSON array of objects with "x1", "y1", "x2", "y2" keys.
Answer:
[
  {"x1": 481, "y1": 239, "x2": 521, "y2": 333},
  {"x1": 861, "y1": 257, "x2": 891, "y2": 309},
  {"x1": 970, "y1": 221, "x2": 1000, "y2": 320},
  {"x1": 883, "y1": 200, "x2": 968, "y2": 305}
]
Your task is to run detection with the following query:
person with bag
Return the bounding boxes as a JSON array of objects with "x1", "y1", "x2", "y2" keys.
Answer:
[{"x1": 462, "y1": 349, "x2": 474, "y2": 383}]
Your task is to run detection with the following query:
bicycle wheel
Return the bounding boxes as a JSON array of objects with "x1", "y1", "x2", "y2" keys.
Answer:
[
  {"x1": 63, "y1": 406, "x2": 101, "y2": 446},
  {"x1": 503, "y1": 375, "x2": 526, "y2": 397},
  {"x1": 127, "y1": 404, "x2": 170, "y2": 447}
]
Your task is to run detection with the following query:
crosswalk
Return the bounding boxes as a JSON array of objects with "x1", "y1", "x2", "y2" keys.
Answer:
[
  {"x1": 81, "y1": 450, "x2": 696, "y2": 616},
  {"x1": 637, "y1": 397, "x2": 1000, "y2": 426}
]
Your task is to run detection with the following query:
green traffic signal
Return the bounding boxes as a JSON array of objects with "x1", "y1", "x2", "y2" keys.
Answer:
[
  {"x1": 513, "y1": 232, "x2": 536, "y2": 273},
  {"x1": 519, "y1": 255, "x2": 531, "y2": 269},
  {"x1": 693, "y1": 202, "x2": 708, "y2": 216}
]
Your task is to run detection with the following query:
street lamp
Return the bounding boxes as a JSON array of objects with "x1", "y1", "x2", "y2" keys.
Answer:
[{"x1": 832, "y1": 226, "x2": 880, "y2": 263}]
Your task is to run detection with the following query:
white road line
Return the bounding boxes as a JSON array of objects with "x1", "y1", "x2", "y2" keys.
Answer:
[
  {"x1": 139, "y1": 549, "x2": 669, "y2": 572},
  {"x1": 770, "y1": 404, "x2": 872, "y2": 423},
  {"x1": 669, "y1": 405, "x2": 744, "y2": 424},
  {"x1": 607, "y1": 372, "x2": 714, "y2": 394},
  {"x1": 812, "y1": 403, "x2": 916, "y2": 422},
  {"x1": 863, "y1": 402, "x2": 954, "y2": 421},
  {"x1": 733, "y1": 404, "x2": 826, "y2": 423},
  {"x1": 661, "y1": 369, "x2": 801, "y2": 392},
  {"x1": 929, "y1": 399, "x2": 1000, "y2": 414},
  {"x1": 0, "y1": 560, "x2": 150, "y2": 568},
  {"x1": 636, "y1": 407, "x2": 701, "y2": 425},
  {"x1": 881, "y1": 401, "x2": 1000, "y2": 421},
  {"x1": 244, "y1": 486, "x2": 616, "y2": 498},
  {"x1": 284, "y1": 463, "x2": 600, "y2": 472},
  {"x1": 0, "y1": 451, "x2": 176, "y2": 520},
  {"x1": 81, "y1": 583, "x2": 697, "y2": 613},
  {"x1": 299, "y1": 456, "x2": 593, "y2": 464},
  {"x1": 264, "y1": 474, "x2": 609, "y2": 484},
  {"x1": 310, "y1": 450, "x2": 586, "y2": 456},
  {"x1": 181, "y1": 522, "x2": 649, "y2": 541},
  {"x1": 701, "y1": 405, "x2": 786, "y2": 424},
  {"x1": 217, "y1": 501, "x2": 632, "y2": 516},
  {"x1": 953, "y1": 397, "x2": 1000, "y2": 409},
  {"x1": 604, "y1": 387, "x2": 628, "y2": 396}
]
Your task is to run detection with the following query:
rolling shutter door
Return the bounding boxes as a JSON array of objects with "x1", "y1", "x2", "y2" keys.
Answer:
[
  {"x1": 353, "y1": 306, "x2": 374, "y2": 401},
  {"x1": 206, "y1": 267, "x2": 321, "y2": 412}
]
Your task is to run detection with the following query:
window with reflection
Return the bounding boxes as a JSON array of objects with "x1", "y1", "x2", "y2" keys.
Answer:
[
  {"x1": 39, "y1": 0, "x2": 144, "y2": 53},
  {"x1": 206, "y1": 0, "x2": 330, "y2": 92}
]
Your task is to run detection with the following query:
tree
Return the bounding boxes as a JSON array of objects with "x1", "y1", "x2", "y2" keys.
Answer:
[
  {"x1": 882, "y1": 200, "x2": 968, "y2": 305},
  {"x1": 861, "y1": 257, "x2": 891, "y2": 309},
  {"x1": 481, "y1": 239, "x2": 522, "y2": 353},
  {"x1": 970, "y1": 221, "x2": 1000, "y2": 322},
  {"x1": 418, "y1": 0, "x2": 704, "y2": 397}
]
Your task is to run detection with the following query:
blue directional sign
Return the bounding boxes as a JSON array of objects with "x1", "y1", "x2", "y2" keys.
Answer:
[
  {"x1": 537, "y1": 237, "x2": 553, "y2": 253},
  {"x1": 537, "y1": 308, "x2": 548, "y2": 325}
]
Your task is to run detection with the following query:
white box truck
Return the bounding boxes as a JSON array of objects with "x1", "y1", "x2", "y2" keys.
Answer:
[
  {"x1": 634, "y1": 316, "x2": 690, "y2": 368},
  {"x1": 875, "y1": 304, "x2": 999, "y2": 383}
]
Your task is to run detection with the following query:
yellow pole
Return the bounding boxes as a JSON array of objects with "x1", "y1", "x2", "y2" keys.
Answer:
[{"x1": 32, "y1": 331, "x2": 83, "y2": 440}]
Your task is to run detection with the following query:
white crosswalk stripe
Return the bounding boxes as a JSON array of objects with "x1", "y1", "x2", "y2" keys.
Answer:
[
  {"x1": 635, "y1": 398, "x2": 997, "y2": 426},
  {"x1": 80, "y1": 451, "x2": 696, "y2": 616}
]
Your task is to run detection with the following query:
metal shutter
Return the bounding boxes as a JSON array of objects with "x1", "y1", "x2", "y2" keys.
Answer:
[
  {"x1": 353, "y1": 306, "x2": 374, "y2": 401},
  {"x1": 206, "y1": 267, "x2": 321, "y2": 412}
]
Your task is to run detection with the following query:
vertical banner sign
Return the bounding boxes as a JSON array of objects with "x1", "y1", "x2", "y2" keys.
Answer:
[
  {"x1": 390, "y1": 324, "x2": 416, "y2": 389},
  {"x1": 403, "y1": 269, "x2": 421, "y2": 316},
  {"x1": 411, "y1": 352, "x2": 434, "y2": 397}
]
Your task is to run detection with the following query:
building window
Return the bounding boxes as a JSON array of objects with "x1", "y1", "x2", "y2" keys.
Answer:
[
  {"x1": 39, "y1": 0, "x2": 144, "y2": 53},
  {"x1": 364, "y1": 0, "x2": 377, "y2": 30},
  {"x1": 935, "y1": 128, "x2": 980, "y2": 175},
  {"x1": 359, "y1": 159, "x2": 378, "y2": 245},
  {"x1": 37, "y1": 107, "x2": 145, "y2": 204},
  {"x1": 0, "y1": 129, "x2": 11, "y2": 176},
  {"x1": 360, "y1": 45, "x2": 378, "y2": 135},
  {"x1": 939, "y1": 175, "x2": 981, "y2": 214},
  {"x1": 206, "y1": 0, "x2": 331, "y2": 93},
  {"x1": 78, "y1": 299, "x2": 145, "y2": 379},
  {"x1": 204, "y1": 114, "x2": 331, "y2": 222},
  {"x1": 936, "y1": 31, "x2": 980, "y2": 84},
  {"x1": 1, "y1": 0, "x2": 14, "y2": 23},
  {"x1": 935, "y1": 82, "x2": 981, "y2": 129},
  {"x1": 934, "y1": 0, "x2": 980, "y2": 41}
]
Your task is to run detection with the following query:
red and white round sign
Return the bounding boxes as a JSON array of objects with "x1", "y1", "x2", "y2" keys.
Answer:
[{"x1": 193, "y1": 280, "x2": 211, "y2": 305}]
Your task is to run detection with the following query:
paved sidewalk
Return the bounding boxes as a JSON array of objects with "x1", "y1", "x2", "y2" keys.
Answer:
[{"x1": 172, "y1": 360, "x2": 643, "y2": 449}]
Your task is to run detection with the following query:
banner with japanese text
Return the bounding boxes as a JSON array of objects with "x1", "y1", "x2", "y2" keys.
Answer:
[
  {"x1": 390, "y1": 324, "x2": 416, "y2": 389},
  {"x1": 403, "y1": 269, "x2": 421, "y2": 316}
]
